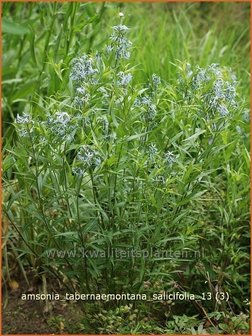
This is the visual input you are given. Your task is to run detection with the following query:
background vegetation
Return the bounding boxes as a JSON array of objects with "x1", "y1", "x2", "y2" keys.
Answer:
[{"x1": 2, "y1": 2, "x2": 250, "y2": 334}]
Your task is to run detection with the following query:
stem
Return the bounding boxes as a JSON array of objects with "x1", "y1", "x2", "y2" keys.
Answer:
[
  {"x1": 65, "y1": 2, "x2": 78, "y2": 56},
  {"x1": 4, "y1": 209, "x2": 75, "y2": 294},
  {"x1": 89, "y1": 169, "x2": 105, "y2": 229},
  {"x1": 76, "y1": 175, "x2": 91, "y2": 292},
  {"x1": 62, "y1": 143, "x2": 73, "y2": 219},
  {"x1": 26, "y1": 126, "x2": 81, "y2": 287}
]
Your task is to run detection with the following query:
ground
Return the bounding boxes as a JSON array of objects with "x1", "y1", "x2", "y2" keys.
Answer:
[{"x1": 2, "y1": 274, "x2": 84, "y2": 334}]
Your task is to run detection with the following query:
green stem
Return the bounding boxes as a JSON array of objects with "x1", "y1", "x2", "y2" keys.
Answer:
[
  {"x1": 76, "y1": 175, "x2": 91, "y2": 292},
  {"x1": 26, "y1": 126, "x2": 81, "y2": 287},
  {"x1": 90, "y1": 169, "x2": 104, "y2": 229}
]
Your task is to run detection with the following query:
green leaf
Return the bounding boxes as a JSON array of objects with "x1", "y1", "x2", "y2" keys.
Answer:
[{"x1": 2, "y1": 18, "x2": 30, "y2": 35}]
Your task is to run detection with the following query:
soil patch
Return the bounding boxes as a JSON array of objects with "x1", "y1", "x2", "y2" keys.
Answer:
[{"x1": 2, "y1": 274, "x2": 84, "y2": 334}]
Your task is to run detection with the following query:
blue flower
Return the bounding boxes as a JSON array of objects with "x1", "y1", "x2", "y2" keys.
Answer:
[
  {"x1": 134, "y1": 95, "x2": 157, "y2": 121},
  {"x1": 152, "y1": 74, "x2": 161, "y2": 88},
  {"x1": 164, "y1": 151, "x2": 176, "y2": 166},
  {"x1": 117, "y1": 71, "x2": 133, "y2": 86},
  {"x1": 47, "y1": 112, "x2": 75, "y2": 141},
  {"x1": 76, "y1": 145, "x2": 101, "y2": 169},
  {"x1": 70, "y1": 55, "x2": 98, "y2": 83},
  {"x1": 15, "y1": 113, "x2": 34, "y2": 137},
  {"x1": 107, "y1": 25, "x2": 132, "y2": 61},
  {"x1": 16, "y1": 113, "x2": 32, "y2": 124},
  {"x1": 148, "y1": 143, "x2": 158, "y2": 159},
  {"x1": 218, "y1": 104, "x2": 229, "y2": 116}
]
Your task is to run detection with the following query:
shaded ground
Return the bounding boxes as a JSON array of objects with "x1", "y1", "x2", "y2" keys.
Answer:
[
  {"x1": 3, "y1": 289, "x2": 52, "y2": 334},
  {"x1": 2, "y1": 271, "x2": 250, "y2": 334},
  {"x1": 2, "y1": 275, "x2": 84, "y2": 334}
]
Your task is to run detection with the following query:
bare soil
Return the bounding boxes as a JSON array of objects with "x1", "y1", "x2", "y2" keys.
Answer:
[{"x1": 2, "y1": 274, "x2": 84, "y2": 334}]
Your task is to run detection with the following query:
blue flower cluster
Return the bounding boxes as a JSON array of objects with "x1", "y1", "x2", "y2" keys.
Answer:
[
  {"x1": 73, "y1": 145, "x2": 102, "y2": 176},
  {"x1": 47, "y1": 111, "x2": 75, "y2": 141},
  {"x1": 193, "y1": 64, "x2": 238, "y2": 116},
  {"x1": 15, "y1": 113, "x2": 33, "y2": 137},
  {"x1": 134, "y1": 95, "x2": 157, "y2": 122},
  {"x1": 107, "y1": 25, "x2": 132, "y2": 61},
  {"x1": 164, "y1": 151, "x2": 176, "y2": 166},
  {"x1": 117, "y1": 71, "x2": 132, "y2": 87},
  {"x1": 70, "y1": 55, "x2": 98, "y2": 83}
]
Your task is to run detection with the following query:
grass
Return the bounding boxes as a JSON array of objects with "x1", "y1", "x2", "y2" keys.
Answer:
[{"x1": 2, "y1": 2, "x2": 250, "y2": 334}]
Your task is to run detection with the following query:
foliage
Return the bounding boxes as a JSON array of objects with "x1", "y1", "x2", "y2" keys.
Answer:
[{"x1": 2, "y1": 2, "x2": 250, "y2": 334}]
